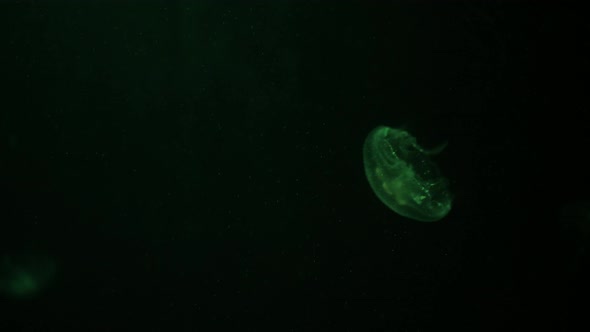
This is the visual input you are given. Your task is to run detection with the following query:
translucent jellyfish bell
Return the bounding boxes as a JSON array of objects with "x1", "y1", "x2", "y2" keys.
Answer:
[{"x1": 363, "y1": 126, "x2": 453, "y2": 222}]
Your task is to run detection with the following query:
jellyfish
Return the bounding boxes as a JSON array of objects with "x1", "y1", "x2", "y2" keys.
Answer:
[
  {"x1": 363, "y1": 126, "x2": 452, "y2": 222},
  {"x1": 0, "y1": 254, "x2": 56, "y2": 299}
]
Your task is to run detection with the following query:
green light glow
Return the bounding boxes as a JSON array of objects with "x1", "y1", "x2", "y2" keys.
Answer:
[{"x1": 0, "y1": 254, "x2": 56, "y2": 299}]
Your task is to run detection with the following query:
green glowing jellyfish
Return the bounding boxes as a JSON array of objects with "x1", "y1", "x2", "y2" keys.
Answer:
[
  {"x1": 363, "y1": 126, "x2": 452, "y2": 222},
  {"x1": 0, "y1": 254, "x2": 56, "y2": 299}
]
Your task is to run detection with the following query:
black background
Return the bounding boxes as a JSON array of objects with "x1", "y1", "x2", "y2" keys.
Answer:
[{"x1": 1, "y1": 0, "x2": 589, "y2": 330}]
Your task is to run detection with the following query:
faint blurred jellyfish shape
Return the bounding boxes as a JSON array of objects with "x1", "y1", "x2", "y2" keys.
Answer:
[
  {"x1": 560, "y1": 200, "x2": 590, "y2": 254},
  {"x1": 0, "y1": 253, "x2": 56, "y2": 299}
]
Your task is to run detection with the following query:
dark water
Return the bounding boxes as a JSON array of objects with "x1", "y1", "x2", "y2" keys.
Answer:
[{"x1": 1, "y1": 1, "x2": 588, "y2": 330}]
